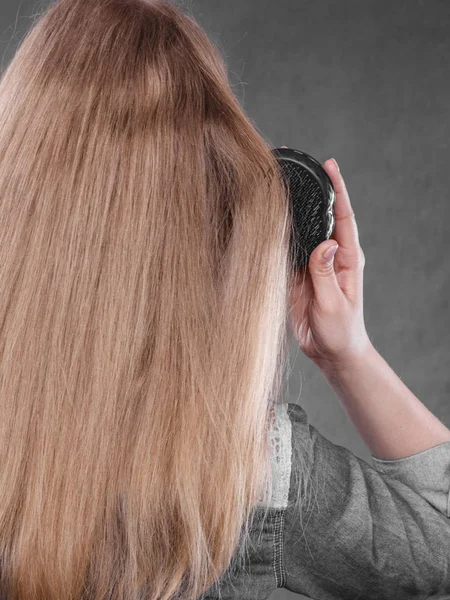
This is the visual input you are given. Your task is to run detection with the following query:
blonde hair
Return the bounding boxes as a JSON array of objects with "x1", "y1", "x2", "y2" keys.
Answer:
[{"x1": 0, "y1": 0, "x2": 304, "y2": 598}]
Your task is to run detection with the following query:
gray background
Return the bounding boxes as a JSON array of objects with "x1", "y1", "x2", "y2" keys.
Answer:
[{"x1": 1, "y1": 1, "x2": 450, "y2": 598}]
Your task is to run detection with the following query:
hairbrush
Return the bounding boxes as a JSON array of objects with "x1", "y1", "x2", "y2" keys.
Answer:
[{"x1": 271, "y1": 147, "x2": 336, "y2": 270}]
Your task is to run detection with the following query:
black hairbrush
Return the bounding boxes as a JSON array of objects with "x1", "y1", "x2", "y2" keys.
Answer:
[{"x1": 271, "y1": 147, "x2": 336, "y2": 270}]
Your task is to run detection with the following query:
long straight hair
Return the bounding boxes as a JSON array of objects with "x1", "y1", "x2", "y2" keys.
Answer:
[{"x1": 0, "y1": 1, "x2": 306, "y2": 598}]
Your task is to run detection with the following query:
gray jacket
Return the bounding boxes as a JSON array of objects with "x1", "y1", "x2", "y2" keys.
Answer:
[{"x1": 201, "y1": 402, "x2": 450, "y2": 599}]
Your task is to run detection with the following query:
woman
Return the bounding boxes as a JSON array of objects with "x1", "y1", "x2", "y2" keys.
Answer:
[{"x1": 0, "y1": 0, "x2": 449, "y2": 599}]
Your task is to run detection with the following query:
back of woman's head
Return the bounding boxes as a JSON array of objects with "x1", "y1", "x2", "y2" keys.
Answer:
[{"x1": 0, "y1": 1, "x2": 297, "y2": 599}]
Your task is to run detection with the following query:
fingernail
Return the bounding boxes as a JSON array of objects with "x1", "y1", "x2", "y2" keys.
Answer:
[
  {"x1": 331, "y1": 158, "x2": 340, "y2": 171},
  {"x1": 323, "y1": 244, "x2": 339, "y2": 261}
]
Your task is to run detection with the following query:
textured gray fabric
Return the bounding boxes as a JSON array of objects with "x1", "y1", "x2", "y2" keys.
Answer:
[{"x1": 201, "y1": 403, "x2": 450, "y2": 599}]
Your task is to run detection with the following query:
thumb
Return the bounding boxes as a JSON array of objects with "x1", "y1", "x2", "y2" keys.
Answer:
[{"x1": 308, "y1": 241, "x2": 341, "y2": 309}]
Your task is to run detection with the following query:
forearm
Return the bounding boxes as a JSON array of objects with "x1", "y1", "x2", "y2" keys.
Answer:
[{"x1": 320, "y1": 343, "x2": 450, "y2": 460}]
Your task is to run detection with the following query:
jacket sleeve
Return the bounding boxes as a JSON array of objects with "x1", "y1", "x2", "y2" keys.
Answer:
[{"x1": 282, "y1": 402, "x2": 450, "y2": 600}]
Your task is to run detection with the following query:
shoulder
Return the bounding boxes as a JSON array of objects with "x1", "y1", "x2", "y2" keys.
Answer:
[{"x1": 256, "y1": 402, "x2": 309, "y2": 510}]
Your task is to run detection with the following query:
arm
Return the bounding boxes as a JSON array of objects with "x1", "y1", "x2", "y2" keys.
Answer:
[
  {"x1": 319, "y1": 342, "x2": 450, "y2": 460},
  {"x1": 283, "y1": 402, "x2": 450, "y2": 600}
]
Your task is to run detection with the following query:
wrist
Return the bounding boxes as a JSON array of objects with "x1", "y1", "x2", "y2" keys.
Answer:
[{"x1": 317, "y1": 336, "x2": 375, "y2": 378}]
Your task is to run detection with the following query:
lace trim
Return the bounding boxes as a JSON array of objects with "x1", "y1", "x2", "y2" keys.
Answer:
[{"x1": 257, "y1": 403, "x2": 292, "y2": 509}]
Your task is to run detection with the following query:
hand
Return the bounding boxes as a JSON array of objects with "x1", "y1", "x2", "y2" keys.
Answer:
[{"x1": 287, "y1": 155, "x2": 372, "y2": 370}]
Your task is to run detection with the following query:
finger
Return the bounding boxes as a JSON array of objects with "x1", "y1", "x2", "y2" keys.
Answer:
[{"x1": 322, "y1": 159, "x2": 361, "y2": 254}]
